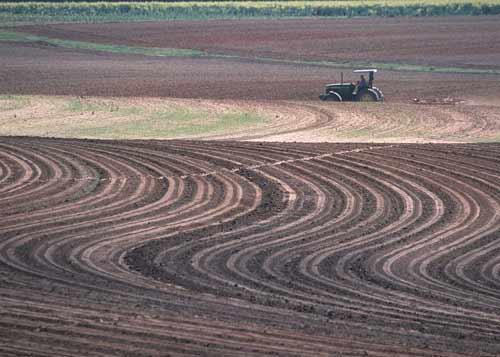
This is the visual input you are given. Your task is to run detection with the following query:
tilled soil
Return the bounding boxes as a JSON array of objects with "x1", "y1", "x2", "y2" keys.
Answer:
[
  {"x1": 1, "y1": 137, "x2": 499, "y2": 356},
  {"x1": 1, "y1": 17, "x2": 500, "y2": 356},
  {"x1": 15, "y1": 16, "x2": 500, "y2": 69},
  {"x1": 2, "y1": 40, "x2": 499, "y2": 103},
  {"x1": 2, "y1": 17, "x2": 500, "y2": 102},
  {"x1": 2, "y1": 96, "x2": 499, "y2": 143}
]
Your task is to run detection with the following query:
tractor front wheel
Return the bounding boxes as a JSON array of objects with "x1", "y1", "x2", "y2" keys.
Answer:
[{"x1": 323, "y1": 92, "x2": 342, "y2": 102}]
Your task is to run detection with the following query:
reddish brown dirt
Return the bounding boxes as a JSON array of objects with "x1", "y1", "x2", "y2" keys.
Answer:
[
  {"x1": 16, "y1": 16, "x2": 500, "y2": 69},
  {"x1": 1, "y1": 40, "x2": 499, "y2": 102},
  {"x1": 1, "y1": 137, "x2": 499, "y2": 356},
  {"x1": 2, "y1": 17, "x2": 500, "y2": 102},
  {"x1": 1, "y1": 18, "x2": 500, "y2": 356}
]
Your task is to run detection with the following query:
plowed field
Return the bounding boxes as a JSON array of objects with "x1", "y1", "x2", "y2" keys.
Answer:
[
  {"x1": 1, "y1": 16, "x2": 500, "y2": 356},
  {"x1": 3, "y1": 17, "x2": 500, "y2": 102},
  {"x1": 15, "y1": 16, "x2": 500, "y2": 69},
  {"x1": 1, "y1": 137, "x2": 500, "y2": 356}
]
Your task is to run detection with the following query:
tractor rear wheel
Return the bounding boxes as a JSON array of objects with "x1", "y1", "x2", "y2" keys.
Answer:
[{"x1": 356, "y1": 89, "x2": 379, "y2": 102}]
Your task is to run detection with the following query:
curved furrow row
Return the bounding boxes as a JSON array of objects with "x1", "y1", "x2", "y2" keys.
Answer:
[
  {"x1": 359, "y1": 147, "x2": 500, "y2": 303},
  {"x1": 2, "y1": 144, "x2": 254, "y2": 294},
  {"x1": 1, "y1": 137, "x2": 499, "y2": 356},
  {"x1": 317, "y1": 151, "x2": 500, "y2": 332},
  {"x1": 0, "y1": 143, "x2": 65, "y2": 202},
  {"x1": 0, "y1": 148, "x2": 33, "y2": 194}
]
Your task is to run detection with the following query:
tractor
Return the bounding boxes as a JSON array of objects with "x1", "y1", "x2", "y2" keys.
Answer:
[{"x1": 319, "y1": 69, "x2": 384, "y2": 102}]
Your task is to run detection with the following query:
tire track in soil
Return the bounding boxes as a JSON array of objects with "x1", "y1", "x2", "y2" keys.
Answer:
[{"x1": 1, "y1": 136, "x2": 499, "y2": 356}]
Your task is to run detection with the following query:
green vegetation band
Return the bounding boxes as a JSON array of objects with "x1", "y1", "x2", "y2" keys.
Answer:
[{"x1": 1, "y1": 1, "x2": 500, "y2": 23}]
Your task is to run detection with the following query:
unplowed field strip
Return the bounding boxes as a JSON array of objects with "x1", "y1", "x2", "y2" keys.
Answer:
[{"x1": 1, "y1": 137, "x2": 499, "y2": 356}]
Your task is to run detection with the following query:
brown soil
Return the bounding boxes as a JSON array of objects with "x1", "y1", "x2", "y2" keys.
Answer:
[
  {"x1": 2, "y1": 39, "x2": 500, "y2": 104},
  {"x1": 1, "y1": 17, "x2": 500, "y2": 356},
  {"x1": 2, "y1": 96, "x2": 499, "y2": 143},
  {"x1": 16, "y1": 16, "x2": 500, "y2": 69},
  {"x1": 1, "y1": 137, "x2": 499, "y2": 356},
  {"x1": 2, "y1": 17, "x2": 500, "y2": 103}
]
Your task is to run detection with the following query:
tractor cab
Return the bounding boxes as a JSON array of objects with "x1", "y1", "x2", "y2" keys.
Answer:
[{"x1": 319, "y1": 69, "x2": 384, "y2": 102}]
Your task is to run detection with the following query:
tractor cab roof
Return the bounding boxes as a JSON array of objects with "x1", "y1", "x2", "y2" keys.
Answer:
[{"x1": 353, "y1": 69, "x2": 378, "y2": 73}]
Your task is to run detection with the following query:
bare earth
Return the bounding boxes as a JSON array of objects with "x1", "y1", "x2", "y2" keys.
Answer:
[
  {"x1": 1, "y1": 16, "x2": 500, "y2": 357},
  {"x1": 3, "y1": 17, "x2": 500, "y2": 103},
  {"x1": 15, "y1": 16, "x2": 500, "y2": 69},
  {"x1": 1, "y1": 96, "x2": 499, "y2": 143},
  {"x1": 1, "y1": 137, "x2": 499, "y2": 356}
]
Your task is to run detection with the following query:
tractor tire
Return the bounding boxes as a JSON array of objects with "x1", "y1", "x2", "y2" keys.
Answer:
[
  {"x1": 371, "y1": 87, "x2": 384, "y2": 102},
  {"x1": 324, "y1": 92, "x2": 342, "y2": 102},
  {"x1": 356, "y1": 89, "x2": 379, "y2": 102}
]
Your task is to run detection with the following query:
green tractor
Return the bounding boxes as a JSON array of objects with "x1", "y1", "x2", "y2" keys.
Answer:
[{"x1": 319, "y1": 69, "x2": 384, "y2": 102}]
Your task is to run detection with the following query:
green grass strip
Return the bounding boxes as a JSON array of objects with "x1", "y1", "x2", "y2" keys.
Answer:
[
  {"x1": 0, "y1": 31, "x2": 41, "y2": 41},
  {"x1": 248, "y1": 56, "x2": 500, "y2": 75},
  {"x1": 74, "y1": 111, "x2": 266, "y2": 139},
  {"x1": 0, "y1": 30, "x2": 203, "y2": 57}
]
